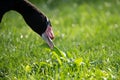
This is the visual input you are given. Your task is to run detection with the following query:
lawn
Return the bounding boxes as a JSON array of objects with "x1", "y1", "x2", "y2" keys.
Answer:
[{"x1": 0, "y1": 0, "x2": 120, "y2": 80}]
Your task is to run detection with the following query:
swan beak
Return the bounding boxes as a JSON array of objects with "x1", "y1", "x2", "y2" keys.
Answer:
[{"x1": 42, "y1": 32, "x2": 54, "y2": 49}]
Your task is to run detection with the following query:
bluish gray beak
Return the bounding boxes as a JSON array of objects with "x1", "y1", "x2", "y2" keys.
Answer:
[{"x1": 42, "y1": 32, "x2": 54, "y2": 49}]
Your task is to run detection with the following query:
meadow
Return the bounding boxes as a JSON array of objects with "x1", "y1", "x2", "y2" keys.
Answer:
[{"x1": 0, "y1": 0, "x2": 120, "y2": 80}]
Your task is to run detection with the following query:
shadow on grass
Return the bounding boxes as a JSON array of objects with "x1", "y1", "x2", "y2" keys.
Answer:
[{"x1": 39, "y1": 43, "x2": 50, "y2": 49}]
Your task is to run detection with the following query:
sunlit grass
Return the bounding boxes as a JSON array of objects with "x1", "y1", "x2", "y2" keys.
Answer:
[{"x1": 0, "y1": 0, "x2": 120, "y2": 80}]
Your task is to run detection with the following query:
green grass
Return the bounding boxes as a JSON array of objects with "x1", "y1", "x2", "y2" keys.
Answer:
[{"x1": 0, "y1": 0, "x2": 120, "y2": 80}]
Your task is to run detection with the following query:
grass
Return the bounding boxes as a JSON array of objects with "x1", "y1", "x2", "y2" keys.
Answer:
[{"x1": 0, "y1": 0, "x2": 120, "y2": 80}]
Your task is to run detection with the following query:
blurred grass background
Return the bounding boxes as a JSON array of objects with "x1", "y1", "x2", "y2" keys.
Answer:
[{"x1": 0, "y1": 0, "x2": 120, "y2": 79}]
